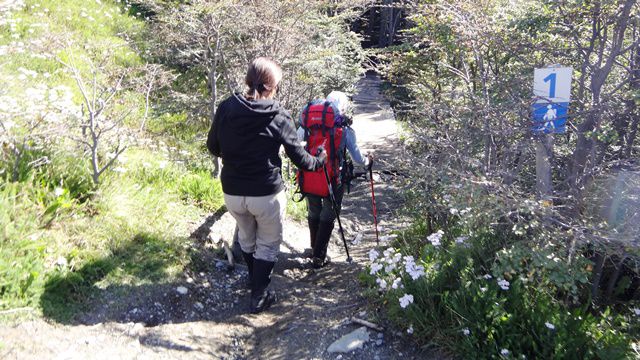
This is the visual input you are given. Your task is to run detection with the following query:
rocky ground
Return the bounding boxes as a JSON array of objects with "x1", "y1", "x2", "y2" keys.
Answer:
[{"x1": 0, "y1": 74, "x2": 443, "y2": 360}]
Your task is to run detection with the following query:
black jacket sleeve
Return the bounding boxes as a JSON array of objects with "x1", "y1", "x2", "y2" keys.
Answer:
[
  {"x1": 278, "y1": 114, "x2": 321, "y2": 171},
  {"x1": 207, "y1": 106, "x2": 222, "y2": 157}
]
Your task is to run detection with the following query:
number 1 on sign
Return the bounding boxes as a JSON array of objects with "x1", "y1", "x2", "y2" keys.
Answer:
[{"x1": 544, "y1": 73, "x2": 556, "y2": 98}]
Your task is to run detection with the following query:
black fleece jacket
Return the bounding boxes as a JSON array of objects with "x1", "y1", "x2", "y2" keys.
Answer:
[{"x1": 207, "y1": 93, "x2": 323, "y2": 196}]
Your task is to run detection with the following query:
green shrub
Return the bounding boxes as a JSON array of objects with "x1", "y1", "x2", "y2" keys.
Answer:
[{"x1": 178, "y1": 170, "x2": 224, "y2": 212}]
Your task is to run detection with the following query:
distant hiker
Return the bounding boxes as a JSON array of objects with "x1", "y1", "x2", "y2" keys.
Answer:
[
  {"x1": 296, "y1": 91, "x2": 373, "y2": 268},
  {"x1": 207, "y1": 57, "x2": 327, "y2": 314}
]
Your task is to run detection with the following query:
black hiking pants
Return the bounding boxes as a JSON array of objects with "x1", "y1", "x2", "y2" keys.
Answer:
[
  {"x1": 306, "y1": 185, "x2": 344, "y2": 223},
  {"x1": 306, "y1": 185, "x2": 344, "y2": 261}
]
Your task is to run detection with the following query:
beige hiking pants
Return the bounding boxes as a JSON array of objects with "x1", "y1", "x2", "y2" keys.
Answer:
[{"x1": 223, "y1": 190, "x2": 287, "y2": 262}]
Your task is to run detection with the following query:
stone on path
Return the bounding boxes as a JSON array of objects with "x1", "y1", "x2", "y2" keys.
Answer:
[
  {"x1": 327, "y1": 326, "x2": 370, "y2": 353},
  {"x1": 176, "y1": 286, "x2": 188, "y2": 295}
]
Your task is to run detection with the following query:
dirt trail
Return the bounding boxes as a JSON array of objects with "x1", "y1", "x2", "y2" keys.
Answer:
[{"x1": 0, "y1": 74, "x2": 435, "y2": 360}]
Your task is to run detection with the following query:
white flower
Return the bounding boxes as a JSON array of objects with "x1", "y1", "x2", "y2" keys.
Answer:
[
  {"x1": 55, "y1": 256, "x2": 67, "y2": 267},
  {"x1": 455, "y1": 236, "x2": 468, "y2": 244},
  {"x1": 369, "y1": 263, "x2": 383, "y2": 275},
  {"x1": 545, "y1": 322, "x2": 555, "y2": 330},
  {"x1": 399, "y1": 294, "x2": 414, "y2": 308},
  {"x1": 391, "y1": 277, "x2": 403, "y2": 289},
  {"x1": 427, "y1": 230, "x2": 444, "y2": 246},
  {"x1": 53, "y1": 187, "x2": 64, "y2": 197},
  {"x1": 407, "y1": 326, "x2": 414, "y2": 334},
  {"x1": 405, "y1": 262, "x2": 425, "y2": 280},
  {"x1": 633, "y1": 308, "x2": 640, "y2": 316},
  {"x1": 480, "y1": 287, "x2": 488, "y2": 292},
  {"x1": 500, "y1": 349, "x2": 510, "y2": 356},
  {"x1": 449, "y1": 208, "x2": 459, "y2": 215},
  {"x1": 158, "y1": 161, "x2": 168, "y2": 169},
  {"x1": 376, "y1": 278, "x2": 387, "y2": 290},
  {"x1": 483, "y1": 274, "x2": 492, "y2": 280},
  {"x1": 384, "y1": 263, "x2": 396, "y2": 273},
  {"x1": 113, "y1": 166, "x2": 127, "y2": 173},
  {"x1": 462, "y1": 328, "x2": 470, "y2": 336},
  {"x1": 369, "y1": 249, "x2": 379, "y2": 262},
  {"x1": 497, "y1": 279, "x2": 510, "y2": 290}
]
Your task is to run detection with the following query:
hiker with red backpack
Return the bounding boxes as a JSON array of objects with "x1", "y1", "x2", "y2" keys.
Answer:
[
  {"x1": 297, "y1": 91, "x2": 373, "y2": 268},
  {"x1": 207, "y1": 57, "x2": 327, "y2": 314}
]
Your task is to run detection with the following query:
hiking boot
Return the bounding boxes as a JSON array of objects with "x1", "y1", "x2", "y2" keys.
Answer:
[
  {"x1": 249, "y1": 258, "x2": 276, "y2": 314},
  {"x1": 302, "y1": 248, "x2": 314, "y2": 258},
  {"x1": 250, "y1": 290, "x2": 277, "y2": 314},
  {"x1": 312, "y1": 255, "x2": 331, "y2": 269},
  {"x1": 241, "y1": 251, "x2": 254, "y2": 289}
]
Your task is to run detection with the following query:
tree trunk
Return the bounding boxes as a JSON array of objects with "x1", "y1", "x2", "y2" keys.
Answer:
[
  {"x1": 536, "y1": 134, "x2": 554, "y2": 197},
  {"x1": 624, "y1": 32, "x2": 640, "y2": 158},
  {"x1": 605, "y1": 255, "x2": 626, "y2": 301},
  {"x1": 378, "y1": 0, "x2": 394, "y2": 47},
  {"x1": 208, "y1": 34, "x2": 222, "y2": 179},
  {"x1": 591, "y1": 252, "x2": 605, "y2": 303},
  {"x1": 568, "y1": 0, "x2": 636, "y2": 191}
]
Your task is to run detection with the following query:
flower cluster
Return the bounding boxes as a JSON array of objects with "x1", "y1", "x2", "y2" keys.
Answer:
[
  {"x1": 369, "y1": 247, "x2": 427, "y2": 311},
  {"x1": 399, "y1": 294, "x2": 414, "y2": 308},
  {"x1": 455, "y1": 235, "x2": 469, "y2": 244},
  {"x1": 427, "y1": 230, "x2": 444, "y2": 246},
  {"x1": 497, "y1": 278, "x2": 510, "y2": 291},
  {"x1": 404, "y1": 255, "x2": 425, "y2": 280}
]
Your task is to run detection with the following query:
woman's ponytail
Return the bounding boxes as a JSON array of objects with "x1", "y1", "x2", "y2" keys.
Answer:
[{"x1": 244, "y1": 58, "x2": 282, "y2": 100}]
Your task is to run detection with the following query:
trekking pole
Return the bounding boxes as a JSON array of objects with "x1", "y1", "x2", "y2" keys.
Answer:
[
  {"x1": 318, "y1": 149, "x2": 352, "y2": 263},
  {"x1": 368, "y1": 160, "x2": 379, "y2": 245}
]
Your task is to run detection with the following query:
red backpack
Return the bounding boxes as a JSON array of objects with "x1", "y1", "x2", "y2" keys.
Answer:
[{"x1": 297, "y1": 100, "x2": 344, "y2": 197}]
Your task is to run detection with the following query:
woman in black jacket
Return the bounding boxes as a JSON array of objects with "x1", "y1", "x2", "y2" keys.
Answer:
[{"x1": 207, "y1": 57, "x2": 326, "y2": 314}]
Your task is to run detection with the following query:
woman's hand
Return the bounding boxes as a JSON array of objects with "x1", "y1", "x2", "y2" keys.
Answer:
[{"x1": 317, "y1": 148, "x2": 328, "y2": 164}]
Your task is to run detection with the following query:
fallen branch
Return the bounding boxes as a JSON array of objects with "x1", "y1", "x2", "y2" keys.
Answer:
[
  {"x1": 351, "y1": 317, "x2": 384, "y2": 331},
  {"x1": 222, "y1": 239, "x2": 235, "y2": 268}
]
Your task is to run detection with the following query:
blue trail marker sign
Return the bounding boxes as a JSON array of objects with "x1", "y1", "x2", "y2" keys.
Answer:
[{"x1": 532, "y1": 67, "x2": 572, "y2": 133}]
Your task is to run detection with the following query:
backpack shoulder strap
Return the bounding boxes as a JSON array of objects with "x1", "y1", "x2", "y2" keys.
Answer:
[{"x1": 321, "y1": 101, "x2": 331, "y2": 137}]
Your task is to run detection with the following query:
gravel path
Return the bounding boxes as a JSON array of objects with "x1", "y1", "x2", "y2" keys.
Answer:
[{"x1": 0, "y1": 74, "x2": 439, "y2": 360}]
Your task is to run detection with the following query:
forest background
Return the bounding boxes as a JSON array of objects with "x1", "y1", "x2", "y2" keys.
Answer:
[{"x1": 1, "y1": 0, "x2": 639, "y2": 358}]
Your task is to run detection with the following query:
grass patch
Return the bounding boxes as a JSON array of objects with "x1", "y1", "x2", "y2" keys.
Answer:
[
  {"x1": 40, "y1": 231, "x2": 191, "y2": 322},
  {"x1": 178, "y1": 170, "x2": 224, "y2": 212},
  {"x1": 0, "y1": 146, "x2": 222, "y2": 320},
  {"x1": 287, "y1": 196, "x2": 308, "y2": 222}
]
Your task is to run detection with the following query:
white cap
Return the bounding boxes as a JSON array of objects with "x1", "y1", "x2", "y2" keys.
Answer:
[{"x1": 326, "y1": 91, "x2": 350, "y2": 114}]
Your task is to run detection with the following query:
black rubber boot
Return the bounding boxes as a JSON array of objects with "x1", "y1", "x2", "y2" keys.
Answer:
[
  {"x1": 250, "y1": 258, "x2": 276, "y2": 314},
  {"x1": 305, "y1": 218, "x2": 320, "y2": 258},
  {"x1": 312, "y1": 220, "x2": 334, "y2": 268},
  {"x1": 241, "y1": 251, "x2": 254, "y2": 289}
]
